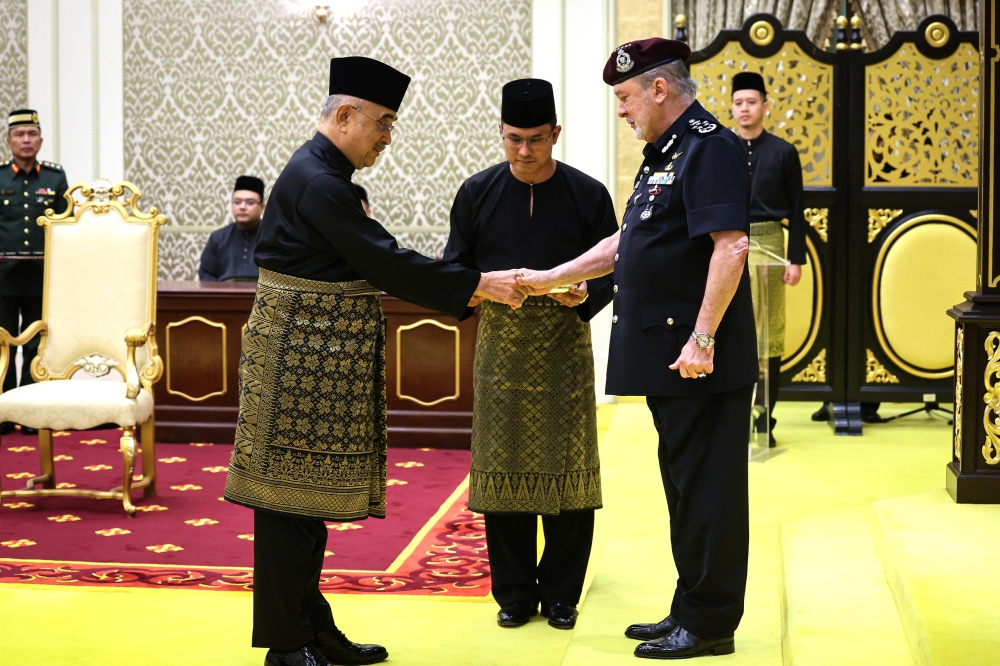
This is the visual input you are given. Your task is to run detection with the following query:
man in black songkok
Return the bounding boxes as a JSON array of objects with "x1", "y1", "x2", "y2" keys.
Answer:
[{"x1": 198, "y1": 175, "x2": 265, "y2": 281}]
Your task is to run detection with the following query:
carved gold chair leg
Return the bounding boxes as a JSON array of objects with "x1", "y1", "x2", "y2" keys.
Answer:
[
  {"x1": 140, "y1": 416, "x2": 157, "y2": 497},
  {"x1": 30, "y1": 428, "x2": 56, "y2": 490},
  {"x1": 119, "y1": 426, "x2": 137, "y2": 517}
]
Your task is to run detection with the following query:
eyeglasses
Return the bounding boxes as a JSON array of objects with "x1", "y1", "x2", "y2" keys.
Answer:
[
  {"x1": 232, "y1": 198, "x2": 261, "y2": 207},
  {"x1": 351, "y1": 106, "x2": 398, "y2": 134},
  {"x1": 501, "y1": 131, "x2": 554, "y2": 148}
]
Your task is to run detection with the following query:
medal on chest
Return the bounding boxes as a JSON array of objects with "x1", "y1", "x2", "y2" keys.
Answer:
[{"x1": 640, "y1": 205, "x2": 653, "y2": 220}]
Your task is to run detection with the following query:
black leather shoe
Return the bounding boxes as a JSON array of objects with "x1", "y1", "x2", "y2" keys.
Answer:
[
  {"x1": 634, "y1": 627, "x2": 735, "y2": 659},
  {"x1": 20, "y1": 426, "x2": 37, "y2": 435},
  {"x1": 0, "y1": 422, "x2": 14, "y2": 436},
  {"x1": 264, "y1": 645, "x2": 332, "y2": 666},
  {"x1": 625, "y1": 615, "x2": 678, "y2": 640},
  {"x1": 497, "y1": 604, "x2": 537, "y2": 627},
  {"x1": 314, "y1": 628, "x2": 387, "y2": 665},
  {"x1": 541, "y1": 603, "x2": 578, "y2": 629},
  {"x1": 811, "y1": 403, "x2": 830, "y2": 422}
]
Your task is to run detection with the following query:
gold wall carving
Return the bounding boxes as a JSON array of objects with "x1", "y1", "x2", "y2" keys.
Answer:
[
  {"x1": 690, "y1": 41, "x2": 833, "y2": 186},
  {"x1": 954, "y1": 325, "x2": 963, "y2": 462},
  {"x1": 804, "y1": 207, "x2": 829, "y2": 243},
  {"x1": 866, "y1": 349, "x2": 900, "y2": 383},
  {"x1": 123, "y1": 0, "x2": 530, "y2": 279},
  {"x1": 165, "y1": 316, "x2": 227, "y2": 402},
  {"x1": 0, "y1": 0, "x2": 27, "y2": 162},
  {"x1": 983, "y1": 331, "x2": 1000, "y2": 465},
  {"x1": 791, "y1": 349, "x2": 826, "y2": 383},
  {"x1": 868, "y1": 208, "x2": 903, "y2": 242},
  {"x1": 924, "y1": 22, "x2": 950, "y2": 48},
  {"x1": 396, "y1": 319, "x2": 460, "y2": 407},
  {"x1": 865, "y1": 42, "x2": 979, "y2": 187}
]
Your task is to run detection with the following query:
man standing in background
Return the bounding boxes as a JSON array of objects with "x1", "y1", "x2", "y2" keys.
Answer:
[
  {"x1": 0, "y1": 110, "x2": 67, "y2": 435},
  {"x1": 199, "y1": 175, "x2": 265, "y2": 282}
]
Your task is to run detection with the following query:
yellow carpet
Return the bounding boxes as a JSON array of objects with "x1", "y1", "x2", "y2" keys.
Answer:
[{"x1": 3, "y1": 402, "x2": 997, "y2": 665}]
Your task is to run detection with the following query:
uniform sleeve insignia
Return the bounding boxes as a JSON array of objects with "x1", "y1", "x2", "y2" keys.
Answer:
[
  {"x1": 41, "y1": 161, "x2": 63, "y2": 171},
  {"x1": 688, "y1": 119, "x2": 719, "y2": 134}
]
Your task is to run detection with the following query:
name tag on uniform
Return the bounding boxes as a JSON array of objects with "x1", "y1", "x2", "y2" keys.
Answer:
[{"x1": 647, "y1": 172, "x2": 675, "y2": 185}]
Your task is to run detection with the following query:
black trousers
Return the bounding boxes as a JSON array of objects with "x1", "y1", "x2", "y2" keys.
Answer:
[
  {"x1": 646, "y1": 385, "x2": 753, "y2": 639},
  {"x1": 252, "y1": 510, "x2": 336, "y2": 650},
  {"x1": 0, "y1": 294, "x2": 41, "y2": 394},
  {"x1": 484, "y1": 509, "x2": 594, "y2": 609}
]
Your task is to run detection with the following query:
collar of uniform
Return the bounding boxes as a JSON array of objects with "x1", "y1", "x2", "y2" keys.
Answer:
[
  {"x1": 10, "y1": 162, "x2": 40, "y2": 176},
  {"x1": 643, "y1": 99, "x2": 708, "y2": 158},
  {"x1": 311, "y1": 131, "x2": 356, "y2": 180},
  {"x1": 743, "y1": 129, "x2": 769, "y2": 148}
]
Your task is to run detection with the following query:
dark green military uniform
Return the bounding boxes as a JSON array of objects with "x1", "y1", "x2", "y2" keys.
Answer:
[{"x1": 0, "y1": 157, "x2": 68, "y2": 391}]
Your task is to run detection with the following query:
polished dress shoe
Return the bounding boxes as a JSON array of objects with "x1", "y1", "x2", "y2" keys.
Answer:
[
  {"x1": 625, "y1": 615, "x2": 678, "y2": 640},
  {"x1": 20, "y1": 426, "x2": 37, "y2": 435},
  {"x1": 497, "y1": 604, "x2": 538, "y2": 627},
  {"x1": 635, "y1": 627, "x2": 735, "y2": 659},
  {"x1": 811, "y1": 403, "x2": 830, "y2": 422},
  {"x1": 0, "y1": 422, "x2": 14, "y2": 436},
  {"x1": 541, "y1": 603, "x2": 578, "y2": 629},
  {"x1": 314, "y1": 628, "x2": 387, "y2": 665},
  {"x1": 264, "y1": 645, "x2": 332, "y2": 666}
]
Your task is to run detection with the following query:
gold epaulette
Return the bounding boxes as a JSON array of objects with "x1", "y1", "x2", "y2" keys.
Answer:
[{"x1": 40, "y1": 160, "x2": 63, "y2": 171}]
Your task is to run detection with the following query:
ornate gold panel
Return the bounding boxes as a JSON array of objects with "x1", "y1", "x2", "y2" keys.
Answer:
[
  {"x1": 866, "y1": 349, "x2": 900, "y2": 383},
  {"x1": 865, "y1": 42, "x2": 979, "y2": 187},
  {"x1": 791, "y1": 349, "x2": 826, "y2": 383},
  {"x1": 868, "y1": 208, "x2": 903, "y2": 243},
  {"x1": 396, "y1": 319, "x2": 460, "y2": 407},
  {"x1": 781, "y1": 221, "x2": 823, "y2": 373},
  {"x1": 804, "y1": 207, "x2": 829, "y2": 243},
  {"x1": 165, "y1": 316, "x2": 227, "y2": 402},
  {"x1": 954, "y1": 325, "x2": 963, "y2": 462},
  {"x1": 691, "y1": 42, "x2": 833, "y2": 186},
  {"x1": 983, "y1": 332, "x2": 1000, "y2": 465}
]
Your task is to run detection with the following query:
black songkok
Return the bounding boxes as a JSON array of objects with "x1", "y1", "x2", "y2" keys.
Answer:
[
  {"x1": 603, "y1": 38, "x2": 691, "y2": 86},
  {"x1": 234, "y1": 175, "x2": 265, "y2": 200},
  {"x1": 501, "y1": 79, "x2": 557, "y2": 129},
  {"x1": 732, "y1": 72, "x2": 767, "y2": 97},
  {"x1": 329, "y1": 57, "x2": 411, "y2": 113},
  {"x1": 8, "y1": 109, "x2": 39, "y2": 129}
]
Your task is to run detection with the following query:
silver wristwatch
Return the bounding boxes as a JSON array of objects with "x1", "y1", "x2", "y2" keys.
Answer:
[{"x1": 691, "y1": 331, "x2": 715, "y2": 349}]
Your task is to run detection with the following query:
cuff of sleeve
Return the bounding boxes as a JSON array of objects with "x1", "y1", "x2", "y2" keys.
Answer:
[{"x1": 687, "y1": 203, "x2": 749, "y2": 238}]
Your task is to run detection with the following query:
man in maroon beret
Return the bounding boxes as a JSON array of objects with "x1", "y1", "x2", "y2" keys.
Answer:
[{"x1": 518, "y1": 38, "x2": 757, "y2": 659}]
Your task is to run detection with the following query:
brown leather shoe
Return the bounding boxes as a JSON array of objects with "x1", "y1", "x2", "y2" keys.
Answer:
[
  {"x1": 634, "y1": 627, "x2": 735, "y2": 659},
  {"x1": 625, "y1": 615, "x2": 678, "y2": 640}
]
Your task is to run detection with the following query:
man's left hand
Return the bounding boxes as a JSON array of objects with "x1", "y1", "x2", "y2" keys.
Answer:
[
  {"x1": 669, "y1": 337, "x2": 715, "y2": 379},
  {"x1": 547, "y1": 281, "x2": 588, "y2": 307},
  {"x1": 784, "y1": 264, "x2": 802, "y2": 286}
]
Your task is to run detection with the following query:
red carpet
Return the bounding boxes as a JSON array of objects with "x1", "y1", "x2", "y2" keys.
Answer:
[{"x1": 0, "y1": 429, "x2": 489, "y2": 596}]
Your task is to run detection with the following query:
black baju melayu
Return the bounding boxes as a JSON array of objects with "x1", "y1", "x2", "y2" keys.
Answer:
[
  {"x1": 198, "y1": 223, "x2": 260, "y2": 282},
  {"x1": 443, "y1": 161, "x2": 618, "y2": 612}
]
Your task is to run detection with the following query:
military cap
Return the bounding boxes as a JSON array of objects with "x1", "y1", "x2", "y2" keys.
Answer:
[
  {"x1": 732, "y1": 72, "x2": 767, "y2": 97},
  {"x1": 603, "y1": 38, "x2": 691, "y2": 86},
  {"x1": 233, "y1": 175, "x2": 265, "y2": 200},
  {"x1": 7, "y1": 109, "x2": 40, "y2": 129},
  {"x1": 501, "y1": 78, "x2": 557, "y2": 129},
  {"x1": 329, "y1": 57, "x2": 411, "y2": 113}
]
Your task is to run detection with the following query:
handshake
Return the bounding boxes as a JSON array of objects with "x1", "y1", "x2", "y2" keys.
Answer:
[{"x1": 471, "y1": 269, "x2": 587, "y2": 309}]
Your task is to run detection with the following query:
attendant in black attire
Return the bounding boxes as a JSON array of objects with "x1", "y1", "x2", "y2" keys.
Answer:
[
  {"x1": 443, "y1": 79, "x2": 618, "y2": 631},
  {"x1": 353, "y1": 184, "x2": 372, "y2": 217},
  {"x1": 198, "y1": 175, "x2": 265, "y2": 282},
  {"x1": 731, "y1": 72, "x2": 806, "y2": 445},
  {"x1": 520, "y1": 38, "x2": 757, "y2": 660},
  {"x1": 225, "y1": 57, "x2": 528, "y2": 666}
]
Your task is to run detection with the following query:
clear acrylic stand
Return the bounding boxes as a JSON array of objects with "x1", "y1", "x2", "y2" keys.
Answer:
[{"x1": 748, "y1": 242, "x2": 788, "y2": 463}]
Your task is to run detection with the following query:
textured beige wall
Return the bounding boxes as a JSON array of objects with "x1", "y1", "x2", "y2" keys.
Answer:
[
  {"x1": 0, "y1": 0, "x2": 28, "y2": 163},
  {"x1": 123, "y1": 0, "x2": 531, "y2": 280},
  {"x1": 614, "y1": 1, "x2": 663, "y2": 218}
]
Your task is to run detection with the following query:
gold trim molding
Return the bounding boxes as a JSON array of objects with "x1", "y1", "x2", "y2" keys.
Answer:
[
  {"x1": 866, "y1": 349, "x2": 900, "y2": 384},
  {"x1": 867, "y1": 208, "x2": 903, "y2": 243},
  {"x1": 983, "y1": 332, "x2": 1000, "y2": 465},
  {"x1": 395, "y1": 319, "x2": 460, "y2": 407},
  {"x1": 791, "y1": 349, "x2": 826, "y2": 383},
  {"x1": 165, "y1": 316, "x2": 227, "y2": 402},
  {"x1": 804, "y1": 207, "x2": 829, "y2": 243},
  {"x1": 954, "y1": 326, "x2": 964, "y2": 462}
]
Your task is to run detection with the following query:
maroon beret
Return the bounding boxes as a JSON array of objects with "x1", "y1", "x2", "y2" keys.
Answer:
[{"x1": 603, "y1": 38, "x2": 692, "y2": 86}]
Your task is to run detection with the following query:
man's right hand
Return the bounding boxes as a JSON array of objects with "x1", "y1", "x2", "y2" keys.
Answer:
[{"x1": 475, "y1": 270, "x2": 530, "y2": 309}]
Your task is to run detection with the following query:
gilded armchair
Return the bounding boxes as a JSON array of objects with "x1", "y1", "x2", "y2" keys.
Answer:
[{"x1": 0, "y1": 179, "x2": 165, "y2": 516}]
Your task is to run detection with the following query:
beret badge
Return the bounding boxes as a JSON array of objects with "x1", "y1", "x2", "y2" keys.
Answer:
[{"x1": 615, "y1": 46, "x2": 634, "y2": 73}]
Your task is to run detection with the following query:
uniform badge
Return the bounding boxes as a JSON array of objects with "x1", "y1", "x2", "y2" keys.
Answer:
[
  {"x1": 615, "y1": 46, "x2": 634, "y2": 73},
  {"x1": 648, "y1": 185, "x2": 662, "y2": 196},
  {"x1": 672, "y1": 152, "x2": 683, "y2": 159},
  {"x1": 688, "y1": 119, "x2": 719, "y2": 134},
  {"x1": 664, "y1": 172, "x2": 675, "y2": 185},
  {"x1": 640, "y1": 205, "x2": 653, "y2": 220},
  {"x1": 648, "y1": 172, "x2": 675, "y2": 185}
]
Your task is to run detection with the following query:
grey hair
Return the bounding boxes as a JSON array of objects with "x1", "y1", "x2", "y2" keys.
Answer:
[
  {"x1": 639, "y1": 60, "x2": 698, "y2": 103},
  {"x1": 320, "y1": 94, "x2": 363, "y2": 121}
]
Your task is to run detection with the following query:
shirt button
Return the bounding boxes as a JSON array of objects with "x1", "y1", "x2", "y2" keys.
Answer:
[
  {"x1": 23, "y1": 240, "x2": 29, "y2": 246},
  {"x1": 3, "y1": 199, "x2": 7, "y2": 205},
  {"x1": 613, "y1": 285, "x2": 618, "y2": 293},
  {"x1": 748, "y1": 150, "x2": 752, "y2": 154},
  {"x1": 614, "y1": 253, "x2": 619, "y2": 262},
  {"x1": 612, "y1": 315, "x2": 618, "y2": 324},
  {"x1": 24, "y1": 228, "x2": 29, "y2": 234},
  {"x1": 24, "y1": 203, "x2": 28, "y2": 208},
  {"x1": 643, "y1": 166, "x2": 650, "y2": 173},
  {"x1": 24, "y1": 192, "x2": 29, "y2": 196},
  {"x1": 667, "y1": 318, "x2": 674, "y2": 325},
  {"x1": 24, "y1": 216, "x2": 29, "y2": 221},
  {"x1": 622, "y1": 223, "x2": 627, "y2": 231},
  {"x1": 649, "y1": 195, "x2": 655, "y2": 201},
  {"x1": 23, "y1": 180, "x2": 28, "y2": 185}
]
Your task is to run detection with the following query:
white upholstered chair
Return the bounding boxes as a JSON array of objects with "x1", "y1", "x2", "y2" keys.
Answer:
[{"x1": 0, "y1": 179, "x2": 165, "y2": 516}]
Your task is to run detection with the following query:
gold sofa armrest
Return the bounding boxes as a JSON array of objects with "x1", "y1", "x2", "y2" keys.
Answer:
[
  {"x1": 0, "y1": 321, "x2": 48, "y2": 396},
  {"x1": 124, "y1": 322, "x2": 154, "y2": 400}
]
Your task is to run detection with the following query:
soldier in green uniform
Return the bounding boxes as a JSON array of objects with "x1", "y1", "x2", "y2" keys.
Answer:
[{"x1": 0, "y1": 109, "x2": 68, "y2": 435}]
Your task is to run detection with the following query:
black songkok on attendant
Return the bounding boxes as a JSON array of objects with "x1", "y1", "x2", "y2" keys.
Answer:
[
  {"x1": 8, "y1": 109, "x2": 39, "y2": 128},
  {"x1": 501, "y1": 78, "x2": 557, "y2": 128},
  {"x1": 732, "y1": 72, "x2": 767, "y2": 97},
  {"x1": 329, "y1": 57, "x2": 411, "y2": 112},
  {"x1": 233, "y1": 175, "x2": 265, "y2": 200},
  {"x1": 603, "y1": 38, "x2": 691, "y2": 86}
]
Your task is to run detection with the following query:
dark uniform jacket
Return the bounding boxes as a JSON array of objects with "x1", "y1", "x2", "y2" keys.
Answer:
[
  {"x1": 198, "y1": 223, "x2": 260, "y2": 281},
  {"x1": 0, "y1": 160, "x2": 68, "y2": 297},
  {"x1": 254, "y1": 132, "x2": 480, "y2": 319},
  {"x1": 607, "y1": 101, "x2": 758, "y2": 397}
]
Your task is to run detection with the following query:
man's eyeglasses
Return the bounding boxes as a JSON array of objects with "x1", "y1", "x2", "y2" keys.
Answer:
[
  {"x1": 501, "y1": 131, "x2": 554, "y2": 148},
  {"x1": 232, "y1": 198, "x2": 261, "y2": 207},
  {"x1": 351, "y1": 106, "x2": 398, "y2": 134}
]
